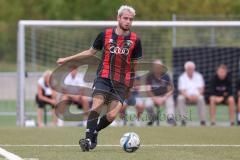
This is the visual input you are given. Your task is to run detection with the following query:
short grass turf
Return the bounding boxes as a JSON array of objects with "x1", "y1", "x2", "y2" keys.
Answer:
[{"x1": 0, "y1": 127, "x2": 240, "y2": 160}]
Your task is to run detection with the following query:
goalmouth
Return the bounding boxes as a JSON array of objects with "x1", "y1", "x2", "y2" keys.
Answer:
[{"x1": 17, "y1": 20, "x2": 240, "y2": 126}]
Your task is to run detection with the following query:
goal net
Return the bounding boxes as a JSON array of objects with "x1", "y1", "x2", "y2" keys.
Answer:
[{"x1": 16, "y1": 21, "x2": 240, "y2": 126}]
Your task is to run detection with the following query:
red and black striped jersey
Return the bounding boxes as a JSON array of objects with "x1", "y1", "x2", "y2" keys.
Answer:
[{"x1": 92, "y1": 28, "x2": 142, "y2": 87}]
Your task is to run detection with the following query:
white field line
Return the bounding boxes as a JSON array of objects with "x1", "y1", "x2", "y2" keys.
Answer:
[
  {"x1": 0, "y1": 147, "x2": 23, "y2": 160},
  {"x1": 1, "y1": 144, "x2": 240, "y2": 147}
]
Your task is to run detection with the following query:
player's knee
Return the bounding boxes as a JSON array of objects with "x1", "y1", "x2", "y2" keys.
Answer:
[
  {"x1": 107, "y1": 112, "x2": 117, "y2": 122},
  {"x1": 92, "y1": 97, "x2": 104, "y2": 110}
]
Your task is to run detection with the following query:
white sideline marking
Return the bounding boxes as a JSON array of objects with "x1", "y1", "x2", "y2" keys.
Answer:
[
  {"x1": 1, "y1": 144, "x2": 240, "y2": 147},
  {"x1": 0, "y1": 147, "x2": 23, "y2": 160}
]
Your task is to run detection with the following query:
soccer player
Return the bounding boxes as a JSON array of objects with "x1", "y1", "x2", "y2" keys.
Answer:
[
  {"x1": 57, "y1": 5, "x2": 142, "y2": 151},
  {"x1": 36, "y1": 70, "x2": 57, "y2": 127},
  {"x1": 209, "y1": 64, "x2": 235, "y2": 126}
]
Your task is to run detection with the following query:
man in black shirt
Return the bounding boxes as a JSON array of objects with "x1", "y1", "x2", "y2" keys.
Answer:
[{"x1": 209, "y1": 64, "x2": 235, "y2": 126}]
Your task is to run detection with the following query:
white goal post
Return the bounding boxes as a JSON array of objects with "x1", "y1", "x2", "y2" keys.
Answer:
[{"x1": 17, "y1": 20, "x2": 240, "y2": 126}]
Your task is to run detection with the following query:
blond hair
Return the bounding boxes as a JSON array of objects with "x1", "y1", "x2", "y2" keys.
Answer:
[{"x1": 118, "y1": 5, "x2": 136, "y2": 17}]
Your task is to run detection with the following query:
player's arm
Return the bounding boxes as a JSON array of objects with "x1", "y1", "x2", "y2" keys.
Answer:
[
  {"x1": 57, "y1": 32, "x2": 104, "y2": 65},
  {"x1": 57, "y1": 48, "x2": 97, "y2": 65},
  {"x1": 130, "y1": 38, "x2": 142, "y2": 79}
]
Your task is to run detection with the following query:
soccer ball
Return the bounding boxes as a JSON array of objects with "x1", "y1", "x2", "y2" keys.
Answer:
[{"x1": 120, "y1": 132, "x2": 140, "y2": 153}]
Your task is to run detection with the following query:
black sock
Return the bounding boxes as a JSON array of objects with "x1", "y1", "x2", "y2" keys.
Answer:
[
  {"x1": 95, "y1": 115, "x2": 112, "y2": 132},
  {"x1": 85, "y1": 111, "x2": 99, "y2": 139}
]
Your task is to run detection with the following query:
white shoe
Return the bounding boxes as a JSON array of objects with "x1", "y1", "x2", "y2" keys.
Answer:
[
  {"x1": 110, "y1": 120, "x2": 118, "y2": 127},
  {"x1": 57, "y1": 119, "x2": 64, "y2": 127}
]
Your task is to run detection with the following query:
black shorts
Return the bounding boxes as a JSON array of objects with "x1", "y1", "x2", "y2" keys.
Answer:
[
  {"x1": 92, "y1": 77, "x2": 128, "y2": 104},
  {"x1": 35, "y1": 95, "x2": 54, "y2": 109},
  {"x1": 211, "y1": 95, "x2": 231, "y2": 104}
]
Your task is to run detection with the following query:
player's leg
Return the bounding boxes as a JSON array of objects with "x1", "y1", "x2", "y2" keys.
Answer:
[
  {"x1": 196, "y1": 95, "x2": 206, "y2": 126},
  {"x1": 83, "y1": 77, "x2": 111, "y2": 145},
  {"x1": 80, "y1": 94, "x2": 105, "y2": 151},
  {"x1": 227, "y1": 96, "x2": 235, "y2": 126},
  {"x1": 120, "y1": 102, "x2": 127, "y2": 125},
  {"x1": 86, "y1": 94, "x2": 105, "y2": 137},
  {"x1": 90, "y1": 82, "x2": 127, "y2": 149},
  {"x1": 96, "y1": 100, "x2": 123, "y2": 132},
  {"x1": 84, "y1": 100, "x2": 123, "y2": 150}
]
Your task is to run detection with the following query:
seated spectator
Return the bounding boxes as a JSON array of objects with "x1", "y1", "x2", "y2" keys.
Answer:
[
  {"x1": 177, "y1": 61, "x2": 206, "y2": 126},
  {"x1": 60, "y1": 67, "x2": 90, "y2": 126},
  {"x1": 209, "y1": 64, "x2": 235, "y2": 126},
  {"x1": 145, "y1": 59, "x2": 176, "y2": 126},
  {"x1": 36, "y1": 70, "x2": 57, "y2": 127},
  {"x1": 119, "y1": 77, "x2": 145, "y2": 126}
]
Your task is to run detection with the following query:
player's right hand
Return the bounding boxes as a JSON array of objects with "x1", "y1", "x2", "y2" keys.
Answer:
[{"x1": 57, "y1": 58, "x2": 66, "y2": 65}]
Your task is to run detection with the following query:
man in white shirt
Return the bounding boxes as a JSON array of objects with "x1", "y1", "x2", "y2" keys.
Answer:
[
  {"x1": 60, "y1": 67, "x2": 90, "y2": 126},
  {"x1": 177, "y1": 61, "x2": 206, "y2": 126}
]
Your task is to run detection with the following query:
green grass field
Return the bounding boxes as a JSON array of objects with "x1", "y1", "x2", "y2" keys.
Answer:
[
  {"x1": 0, "y1": 99, "x2": 232, "y2": 127},
  {"x1": 0, "y1": 127, "x2": 240, "y2": 160}
]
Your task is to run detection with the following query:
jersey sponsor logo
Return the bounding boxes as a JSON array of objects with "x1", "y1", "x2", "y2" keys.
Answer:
[
  {"x1": 108, "y1": 40, "x2": 132, "y2": 55},
  {"x1": 109, "y1": 46, "x2": 129, "y2": 55}
]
